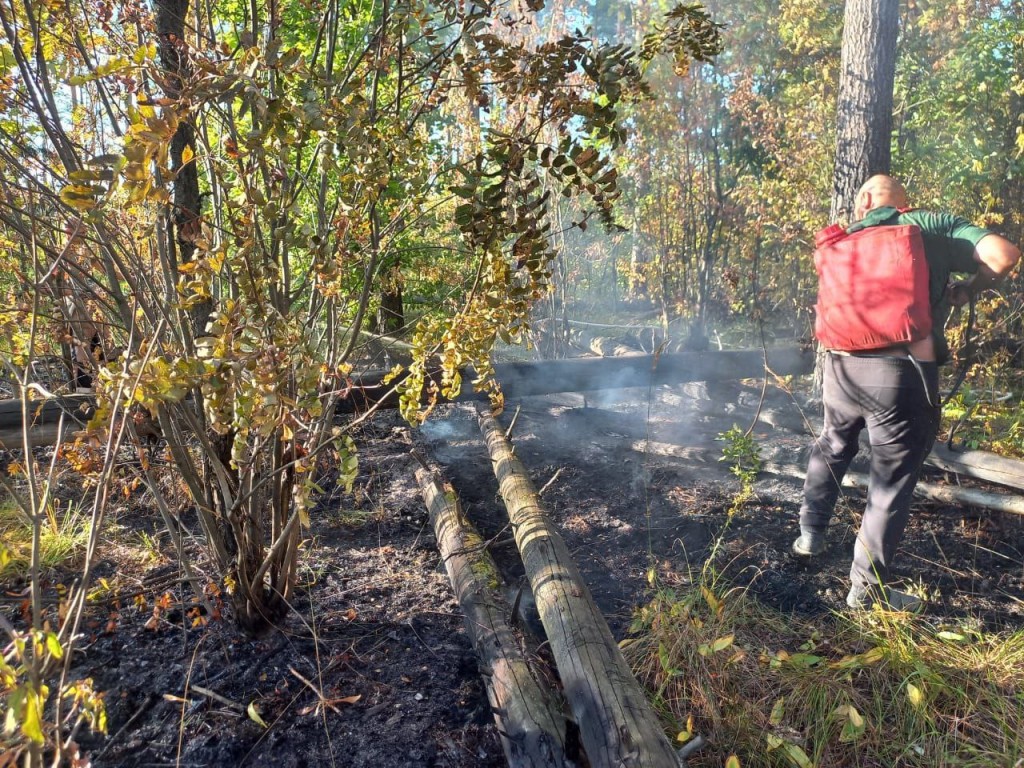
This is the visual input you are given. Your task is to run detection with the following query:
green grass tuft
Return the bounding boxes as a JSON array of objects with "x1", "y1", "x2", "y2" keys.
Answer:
[
  {"x1": 626, "y1": 580, "x2": 1024, "y2": 767},
  {"x1": 0, "y1": 495, "x2": 89, "y2": 578}
]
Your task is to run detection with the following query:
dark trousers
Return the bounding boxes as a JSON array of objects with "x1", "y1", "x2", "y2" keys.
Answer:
[{"x1": 800, "y1": 353, "x2": 940, "y2": 589}]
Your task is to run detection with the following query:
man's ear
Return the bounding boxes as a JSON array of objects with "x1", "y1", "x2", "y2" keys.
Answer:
[{"x1": 854, "y1": 190, "x2": 871, "y2": 220}]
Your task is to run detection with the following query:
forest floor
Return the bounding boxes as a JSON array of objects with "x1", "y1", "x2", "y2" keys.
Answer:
[{"x1": 5, "y1": 377, "x2": 1024, "y2": 767}]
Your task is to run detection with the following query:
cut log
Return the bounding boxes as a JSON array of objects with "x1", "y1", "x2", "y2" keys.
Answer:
[
  {"x1": 568, "y1": 328, "x2": 645, "y2": 357},
  {"x1": 414, "y1": 461, "x2": 570, "y2": 768},
  {"x1": 478, "y1": 408, "x2": 682, "y2": 768},
  {"x1": 336, "y1": 346, "x2": 813, "y2": 413},
  {"x1": 925, "y1": 443, "x2": 1024, "y2": 493},
  {"x1": 761, "y1": 462, "x2": 1024, "y2": 516}
]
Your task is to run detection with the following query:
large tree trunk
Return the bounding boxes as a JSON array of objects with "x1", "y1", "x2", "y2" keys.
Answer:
[
  {"x1": 830, "y1": 0, "x2": 899, "y2": 223},
  {"x1": 414, "y1": 462, "x2": 571, "y2": 768},
  {"x1": 818, "y1": 0, "x2": 899, "y2": 397},
  {"x1": 478, "y1": 409, "x2": 682, "y2": 768}
]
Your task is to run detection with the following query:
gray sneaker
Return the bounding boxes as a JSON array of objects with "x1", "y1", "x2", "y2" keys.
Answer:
[
  {"x1": 792, "y1": 529, "x2": 827, "y2": 557},
  {"x1": 846, "y1": 584, "x2": 923, "y2": 612}
]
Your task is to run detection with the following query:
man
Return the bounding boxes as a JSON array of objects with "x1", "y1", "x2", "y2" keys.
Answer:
[{"x1": 794, "y1": 174, "x2": 1020, "y2": 610}]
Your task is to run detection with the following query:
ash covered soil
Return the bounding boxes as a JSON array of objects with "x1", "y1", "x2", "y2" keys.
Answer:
[{"x1": 19, "y1": 381, "x2": 1024, "y2": 766}]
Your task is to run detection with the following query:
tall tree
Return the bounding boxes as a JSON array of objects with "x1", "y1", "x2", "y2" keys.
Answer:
[
  {"x1": 831, "y1": 0, "x2": 899, "y2": 222},
  {"x1": 156, "y1": 0, "x2": 210, "y2": 337}
]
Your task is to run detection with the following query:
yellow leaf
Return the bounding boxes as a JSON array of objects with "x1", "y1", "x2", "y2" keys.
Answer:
[
  {"x1": 247, "y1": 701, "x2": 268, "y2": 728},
  {"x1": 701, "y1": 585, "x2": 722, "y2": 614},
  {"x1": 726, "y1": 757, "x2": 742, "y2": 768},
  {"x1": 22, "y1": 687, "x2": 45, "y2": 744},
  {"x1": 907, "y1": 682, "x2": 924, "y2": 709},
  {"x1": 182, "y1": 145, "x2": 194, "y2": 165}
]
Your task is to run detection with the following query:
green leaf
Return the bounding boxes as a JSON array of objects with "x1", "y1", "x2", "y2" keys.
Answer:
[
  {"x1": 45, "y1": 633, "x2": 63, "y2": 660},
  {"x1": 782, "y1": 743, "x2": 813, "y2": 768},
  {"x1": 725, "y1": 756, "x2": 741, "y2": 768},
  {"x1": 657, "y1": 642, "x2": 674, "y2": 673},
  {"x1": 788, "y1": 653, "x2": 822, "y2": 668},
  {"x1": 769, "y1": 697, "x2": 785, "y2": 726},
  {"x1": 711, "y1": 633, "x2": 734, "y2": 652},
  {"x1": 834, "y1": 704, "x2": 866, "y2": 742},
  {"x1": 936, "y1": 631, "x2": 965, "y2": 642}
]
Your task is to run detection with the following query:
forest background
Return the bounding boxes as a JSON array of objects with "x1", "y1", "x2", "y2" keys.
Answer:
[{"x1": 0, "y1": 0, "x2": 1021, "y2": 765}]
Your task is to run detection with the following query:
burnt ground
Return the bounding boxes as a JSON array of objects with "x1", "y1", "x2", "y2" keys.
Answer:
[{"x1": 6, "y1": 379, "x2": 1024, "y2": 766}]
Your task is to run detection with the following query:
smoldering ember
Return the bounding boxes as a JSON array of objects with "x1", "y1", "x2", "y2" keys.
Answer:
[{"x1": 1, "y1": 2, "x2": 1022, "y2": 768}]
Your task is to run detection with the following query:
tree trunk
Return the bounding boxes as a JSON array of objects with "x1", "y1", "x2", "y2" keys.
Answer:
[
  {"x1": 377, "y1": 256, "x2": 405, "y2": 335},
  {"x1": 925, "y1": 443, "x2": 1024, "y2": 494},
  {"x1": 156, "y1": 0, "x2": 211, "y2": 338},
  {"x1": 830, "y1": 0, "x2": 899, "y2": 224},
  {"x1": 478, "y1": 409, "x2": 682, "y2": 768},
  {"x1": 335, "y1": 346, "x2": 814, "y2": 412},
  {"x1": 414, "y1": 463, "x2": 571, "y2": 768},
  {"x1": 762, "y1": 462, "x2": 1024, "y2": 516}
]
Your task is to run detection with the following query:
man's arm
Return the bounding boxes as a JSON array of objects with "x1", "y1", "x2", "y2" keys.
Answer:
[{"x1": 948, "y1": 233, "x2": 1021, "y2": 307}]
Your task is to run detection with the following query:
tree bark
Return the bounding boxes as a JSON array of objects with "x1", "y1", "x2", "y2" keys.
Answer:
[
  {"x1": 830, "y1": 0, "x2": 899, "y2": 223},
  {"x1": 156, "y1": 0, "x2": 211, "y2": 338},
  {"x1": 478, "y1": 409, "x2": 682, "y2": 768},
  {"x1": 377, "y1": 257, "x2": 405, "y2": 335},
  {"x1": 414, "y1": 462, "x2": 571, "y2": 768},
  {"x1": 925, "y1": 443, "x2": 1024, "y2": 494}
]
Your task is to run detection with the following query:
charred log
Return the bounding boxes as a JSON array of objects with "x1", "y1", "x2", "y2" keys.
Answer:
[
  {"x1": 0, "y1": 395, "x2": 93, "y2": 449},
  {"x1": 478, "y1": 408, "x2": 682, "y2": 768},
  {"x1": 335, "y1": 346, "x2": 814, "y2": 413},
  {"x1": 413, "y1": 458, "x2": 571, "y2": 768}
]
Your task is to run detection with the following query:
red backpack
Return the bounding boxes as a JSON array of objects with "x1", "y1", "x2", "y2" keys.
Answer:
[{"x1": 813, "y1": 220, "x2": 932, "y2": 351}]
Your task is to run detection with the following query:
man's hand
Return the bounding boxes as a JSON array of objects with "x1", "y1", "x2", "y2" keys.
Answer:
[{"x1": 946, "y1": 279, "x2": 973, "y2": 309}]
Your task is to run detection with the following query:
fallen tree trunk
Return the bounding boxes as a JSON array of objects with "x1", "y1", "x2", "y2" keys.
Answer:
[
  {"x1": 925, "y1": 443, "x2": 1024, "y2": 493},
  {"x1": 761, "y1": 462, "x2": 1024, "y2": 516},
  {"x1": 414, "y1": 460, "x2": 571, "y2": 768},
  {"x1": 479, "y1": 408, "x2": 682, "y2": 768},
  {"x1": 0, "y1": 395, "x2": 93, "y2": 450},
  {"x1": 336, "y1": 346, "x2": 813, "y2": 413}
]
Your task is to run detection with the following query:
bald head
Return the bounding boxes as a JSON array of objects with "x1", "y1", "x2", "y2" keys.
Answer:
[{"x1": 854, "y1": 174, "x2": 909, "y2": 221}]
